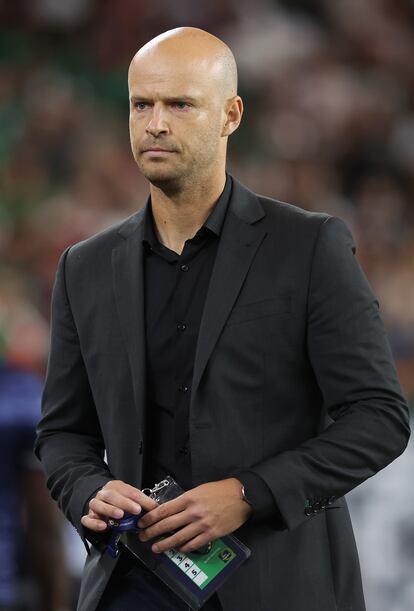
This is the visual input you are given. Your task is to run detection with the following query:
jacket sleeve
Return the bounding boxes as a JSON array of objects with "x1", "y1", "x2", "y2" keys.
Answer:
[
  {"x1": 249, "y1": 216, "x2": 410, "y2": 531},
  {"x1": 34, "y1": 248, "x2": 114, "y2": 549}
]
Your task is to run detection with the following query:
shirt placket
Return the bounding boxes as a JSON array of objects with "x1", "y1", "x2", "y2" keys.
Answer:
[{"x1": 173, "y1": 245, "x2": 194, "y2": 480}]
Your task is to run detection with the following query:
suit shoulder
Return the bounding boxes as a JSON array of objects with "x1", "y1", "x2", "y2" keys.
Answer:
[
  {"x1": 255, "y1": 193, "x2": 354, "y2": 248},
  {"x1": 232, "y1": 176, "x2": 350, "y2": 242},
  {"x1": 67, "y1": 209, "x2": 144, "y2": 262},
  {"x1": 257, "y1": 194, "x2": 330, "y2": 228}
]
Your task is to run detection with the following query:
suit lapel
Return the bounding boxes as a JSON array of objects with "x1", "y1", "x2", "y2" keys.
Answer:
[
  {"x1": 112, "y1": 209, "x2": 146, "y2": 419},
  {"x1": 111, "y1": 181, "x2": 267, "y2": 418},
  {"x1": 191, "y1": 180, "x2": 267, "y2": 400}
]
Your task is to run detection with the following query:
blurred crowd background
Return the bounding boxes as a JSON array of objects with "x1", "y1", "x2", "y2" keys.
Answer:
[{"x1": 0, "y1": 0, "x2": 413, "y2": 610}]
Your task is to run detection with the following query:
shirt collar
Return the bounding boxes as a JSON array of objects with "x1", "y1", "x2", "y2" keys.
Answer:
[
  {"x1": 203, "y1": 173, "x2": 232, "y2": 236},
  {"x1": 143, "y1": 174, "x2": 232, "y2": 252}
]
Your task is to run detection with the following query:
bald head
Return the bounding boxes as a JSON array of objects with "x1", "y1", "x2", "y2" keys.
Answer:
[
  {"x1": 129, "y1": 27, "x2": 238, "y2": 100},
  {"x1": 127, "y1": 27, "x2": 243, "y2": 192}
]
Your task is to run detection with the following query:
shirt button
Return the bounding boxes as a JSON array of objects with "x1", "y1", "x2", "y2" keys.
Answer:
[
  {"x1": 180, "y1": 445, "x2": 189, "y2": 456},
  {"x1": 180, "y1": 264, "x2": 189, "y2": 272},
  {"x1": 177, "y1": 323, "x2": 187, "y2": 332},
  {"x1": 178, "y1": 384, "x2": 189, "y2": 393}
]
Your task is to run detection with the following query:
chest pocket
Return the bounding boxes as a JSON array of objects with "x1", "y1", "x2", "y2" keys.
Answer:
[{"x1": 226, "y1": 295, "x2": 291, "y2": 326}]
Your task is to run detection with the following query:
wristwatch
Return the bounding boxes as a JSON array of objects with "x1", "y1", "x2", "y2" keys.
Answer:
[{"x1": 241, "y1": 485, "x2": 253, "y2": 507}]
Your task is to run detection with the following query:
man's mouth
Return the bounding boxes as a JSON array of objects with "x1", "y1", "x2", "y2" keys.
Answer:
[
  {"x1": 142, "y1": 146, "x2": 176, "y2": 152},
  {"x1": 141, "y1": 148, "x2": 177, "y2": 158}
]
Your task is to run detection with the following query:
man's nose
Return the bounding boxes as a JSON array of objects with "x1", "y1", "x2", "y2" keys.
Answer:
[{"x1": 145, "y1": 105, "x2": 169, "y2": 137}]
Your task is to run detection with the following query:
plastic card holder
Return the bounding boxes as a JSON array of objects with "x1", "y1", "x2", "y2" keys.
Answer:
[
  {"x1": 117, "y1": 476, "x2": 251, "y2": 609},
  {"x1": 122, "y1": 530, "x2": 250, "y2": 610}
]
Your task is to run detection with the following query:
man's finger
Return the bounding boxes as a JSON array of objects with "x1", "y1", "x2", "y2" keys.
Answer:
[
  {"x1": 178, "y1": 532, "x2": 213, "y2": 554},
  {"x1": 95, "y1": 489, "x2": 141, "y2": 515},
  {"x1": 138, "y1": 510, "x2": 191, "y2": 542},
  {"x1": 89, "y1": 497, "x2": 126, "y2": 519},
  {"x1": 138, "y1": 494, "x2": 188, "y2": 528},
  {"x1": 81, "y1": 514, "x2": 108, "y2": 531},
  {"x1": 88, "y1": 509, "x2": 102, "y2": 519},
  {"x1": 106, "y1": 481, "x2": 158, "y2": 511},
  {"x1": 151, "y1": 522, "x2": 204, "y2": 554}
]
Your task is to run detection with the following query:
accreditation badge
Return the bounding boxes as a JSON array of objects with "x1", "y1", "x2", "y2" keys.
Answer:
[{"x1": 106, "y1": 476, "x2": 251, "y2": 609}]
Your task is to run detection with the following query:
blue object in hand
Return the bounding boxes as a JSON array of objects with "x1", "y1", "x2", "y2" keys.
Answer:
[{"x1": 105, "y1": 512, "x2": 141, "y2": 558}]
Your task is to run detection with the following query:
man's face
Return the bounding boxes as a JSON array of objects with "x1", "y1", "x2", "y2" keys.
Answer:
[{"x1": 128, "y1": 53, "x2": 227, "y2": 189}]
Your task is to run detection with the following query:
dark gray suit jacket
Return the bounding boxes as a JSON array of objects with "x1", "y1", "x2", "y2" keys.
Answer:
[{"x1": 35, "y1": 177, "x2": 410, "y2": 611}]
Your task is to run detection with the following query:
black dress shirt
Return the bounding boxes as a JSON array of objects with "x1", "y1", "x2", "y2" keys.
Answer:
[{"x1": 142, "y1": 175, "x2": 277, "y2": 521}]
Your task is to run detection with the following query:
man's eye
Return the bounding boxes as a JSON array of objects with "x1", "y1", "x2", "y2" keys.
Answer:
[
  {"x1": 173, "y1": 102, "x2": 190, "y2": 110},
  {"x1": 134, "y1": 102, "x2": 148, "y2": 110}
]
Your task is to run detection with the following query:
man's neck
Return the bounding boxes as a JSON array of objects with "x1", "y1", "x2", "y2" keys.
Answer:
[{"x1": 149, "y1": 173, "x2": 226, "y2": 255}]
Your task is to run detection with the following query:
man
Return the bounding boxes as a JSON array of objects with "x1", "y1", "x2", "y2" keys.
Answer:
[{"x1": 35, "y1": 27, "x2": 410, "y2": 611}]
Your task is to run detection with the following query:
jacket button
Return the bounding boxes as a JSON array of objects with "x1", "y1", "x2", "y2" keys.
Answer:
[{"x1": 304, "y1": 501, "x2": 313, "y2": 516}]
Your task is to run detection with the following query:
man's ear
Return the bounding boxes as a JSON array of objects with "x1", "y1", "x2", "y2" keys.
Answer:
[{"x1": 222, "y1": 96, "x2": 243, "y2": 137}]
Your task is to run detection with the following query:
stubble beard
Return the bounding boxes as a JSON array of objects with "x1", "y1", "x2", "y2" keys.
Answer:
[
  {"x1": 137, "y1": 152, "x2": 217, "y2": 197},
  {"x1": 137, "y1": 156, "x2": 189, "y2": 196},
  {"x1": 133, "y1": 126, "x2": 222, "y2": 196}
]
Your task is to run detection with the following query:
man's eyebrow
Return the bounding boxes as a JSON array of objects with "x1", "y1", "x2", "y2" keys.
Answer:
[{"x1": 129, "y1": 94, "x2": 200, "y2": 104}]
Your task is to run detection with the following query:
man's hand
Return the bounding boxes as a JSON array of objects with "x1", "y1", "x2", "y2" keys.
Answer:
[
  {"x1": 80, "y1": 480, "x2": 158, "y2": 532},
  {"x1": 137, "y1": 478, "x2": 252, "y2": 554}
]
